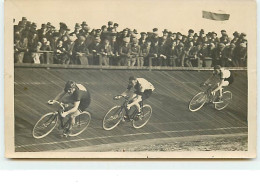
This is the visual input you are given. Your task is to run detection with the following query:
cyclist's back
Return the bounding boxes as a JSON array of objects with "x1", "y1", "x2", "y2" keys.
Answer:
[{"x1": 70, "y1": 83, "x2": 91, "y2": 111}]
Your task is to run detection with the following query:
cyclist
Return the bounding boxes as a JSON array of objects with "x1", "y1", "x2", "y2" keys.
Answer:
[
  {"x1": 48, "y1": 80, "x2": 91, "y2": 135},
  {"x1": 201, "y1": 65, "x2": 234, "y2": 102},
  {"x1": 114, "y1": 76, "x2": 155, "y2": 120}
]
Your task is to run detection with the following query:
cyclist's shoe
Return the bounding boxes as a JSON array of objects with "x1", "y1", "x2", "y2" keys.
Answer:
[
  {"x1": 122, "y1": 115, "x2": 130, "y2": 122},
  {"x1": 62, "y1": 129, "x2": 71, "y2": 137},
  {"x1": 134, "y1": 112, "x2": 142, "y2": 121}
]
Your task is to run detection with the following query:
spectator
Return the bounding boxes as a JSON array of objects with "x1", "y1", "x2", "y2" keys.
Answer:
[
  {"x1": 166, "y1": 41, "x2": 178, "y2": 67},
  {"x1": 140, "y1": 40, "x2": 152, "y2": 67},
  {"x1": 14, "y1": 33, "x2": 28, "y2": 63},
  {"x1": 222, "y1": 43, "x2": 236, "y2": 67},
  {"x1": 88, "y1": 37, "x2": 102, "y2": 65},
  {"x1": 130, "y1": 38, "x2": 140, "y2": 66},
  {"x1": 118, "y1": 37, "x2": 131, "y2": 66},
  {"x1": 53, "y1": 40, "x2": 70, "y2": 64},
  {"x1": 40, "y1": 37, "x2": 52, "y2": 64},
  {"x1": 69, "y1": 23, "x2": 81, "y2": 39},
  {"x1": 100, "y1": 38, "x2": 113, "y2": 66},
  {"x1": 72, "y1": 36, "x2": 89, "y2": 65},
  {"x1": 212, "y1": 43, "x2": 225, "y2": 66}
]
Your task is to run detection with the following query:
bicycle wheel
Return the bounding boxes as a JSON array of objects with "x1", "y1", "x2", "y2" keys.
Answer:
[
  {"x1": 189, "y1": 92, "x2": 207, "y2": 112},
  {"x1": 32, "y1": 112, "x2": 58, "y2": 139},
  {"x1": 69, "y1": 111, "x2": 91, "y2": 137},
  {"x1": 133, "y1": 104, "x2": 152, "y2": 129},
  {"x1": 214, "y1": 91, "x2": 232, "y2": 110},
  {"x1": 103, "y1": 105, "x2": 124, "y2": 130}
]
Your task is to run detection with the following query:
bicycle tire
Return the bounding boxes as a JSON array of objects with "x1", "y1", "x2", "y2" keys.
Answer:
[
  {"x1": 103, "y1": 105, "x2": 124, "y2": 130},
  {"x1": 32, "y1": 112, "x2": 58, "y2": 139},
  {"x1": 214, "y1": 91, "x2": 232, "y2": 110},
  {"x1": 69, "y1": 111, "x2": 91, "y2": 137},
  {"x1": 189, "y1": 92, "x2": 207, "y2": 112},
  {"x1": 133, "y1": 104, "x2": 152, "y2": 129}
]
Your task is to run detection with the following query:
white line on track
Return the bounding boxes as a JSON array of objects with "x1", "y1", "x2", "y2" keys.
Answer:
[{"x1": 15, "y1": 126, "x2": 247, "y2": 148}]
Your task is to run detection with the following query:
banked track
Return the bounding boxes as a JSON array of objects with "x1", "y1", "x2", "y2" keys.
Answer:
[{"x1": 14, "y1": 68, "x2": 248, "y2": 152}]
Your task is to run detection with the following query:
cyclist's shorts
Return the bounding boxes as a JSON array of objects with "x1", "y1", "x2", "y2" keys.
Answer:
[
  {"x1": 142, "y1": 89, "x2": 153, "y2": 101},
  {"x1": 224, "y1": 73, "x2": 234, "y2": 85},
  {"x1": 78, "y1": 92, "x2": 91, "y2": 112}
]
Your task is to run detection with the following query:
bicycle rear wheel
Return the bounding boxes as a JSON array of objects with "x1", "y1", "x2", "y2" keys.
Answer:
[
  {"x1": 69, "y1": 111, "x2": 91, "y2": 137},
  {"x1": 133, "y1": 105, "x2": 152, "y2": 129},
  {"x1": 32, "y1": 112, "x2": 58, "y2": 139},
  {"x1": 214, "y1": 91, "x2": 232, "y2": 110},
  {"x1": 189, "y1": 92, "x2": 207, "y2": 112},
  {"x1": 103, "y1": 106, "x2": 124, "y2": 130}
]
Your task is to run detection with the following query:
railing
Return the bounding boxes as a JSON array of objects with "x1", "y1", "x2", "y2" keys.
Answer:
[{"x1": 14, "y1": 51, "x2": 247, "y2": 71}]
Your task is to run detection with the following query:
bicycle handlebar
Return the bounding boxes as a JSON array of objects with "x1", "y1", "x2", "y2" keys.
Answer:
[
  {"x1": 48, "y1": 100, "x2": 68, "y2": 110},
  {"x1": 113, "y1": 95, "x2": 129, "y2": 101}
]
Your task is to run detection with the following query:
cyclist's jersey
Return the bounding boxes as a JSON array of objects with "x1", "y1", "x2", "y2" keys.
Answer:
[
  {"x1": 127, "y1": 78, "x2": 155, "y2": 95},
  {"x1": 216, "y1": 69, "x2": 234, "y2": 85},
  {"x1": 69, "y1": 84, "x2": 91, "y2": 111}
]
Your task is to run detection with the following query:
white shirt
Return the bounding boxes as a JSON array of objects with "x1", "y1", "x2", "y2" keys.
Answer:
[
  {"x1": 220, "y1": 69, "x2": 231, "y2": 79},
  {"x1": 136, "y1": 78, "x2": 155, "y2": 92}
]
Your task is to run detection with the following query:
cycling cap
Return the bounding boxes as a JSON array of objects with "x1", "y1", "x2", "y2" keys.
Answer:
[
  {"x1": 129, "y1": 76, "x2": 137, "y2": 81},
  {"x1": 214, "y1": 65, "x2": 221, "y2": 70},
  {"x1": 64, "y1": 80, "x2": 76, "y2": 92}
]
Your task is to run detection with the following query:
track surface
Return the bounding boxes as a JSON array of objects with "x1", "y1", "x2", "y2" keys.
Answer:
[{"x1": 14, "y1": 68, "x2": 248, "y2": 152}]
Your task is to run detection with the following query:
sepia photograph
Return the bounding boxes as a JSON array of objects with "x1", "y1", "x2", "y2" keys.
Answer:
[{"x1": 4, "y1": 0, "x2": 256, "y2": 158}]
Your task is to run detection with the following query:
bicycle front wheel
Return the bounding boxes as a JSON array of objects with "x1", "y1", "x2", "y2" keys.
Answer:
[
  {"x1": 103, "y1": 106, "x2": 124, "y2": 130},
  {"x1": 69, "y1": 111, "x2": 91, "y2": 137},
  {"x1": 214, "y1": 91, "x2": 232, "y2": 110},
  {"x1": 32, "y1": 112, "x2": 58, "y2": 139},
  {"x1": 189, "y1": 92, "x2": 207, "y2": 112},
  {"x1": 133, "y1": 104, "x2": 152, "y2": 129}
]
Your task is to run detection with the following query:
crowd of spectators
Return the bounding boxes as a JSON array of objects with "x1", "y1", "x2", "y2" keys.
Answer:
[{"x1": 14, "y1": 17, "x2": 248, "y2": 67}]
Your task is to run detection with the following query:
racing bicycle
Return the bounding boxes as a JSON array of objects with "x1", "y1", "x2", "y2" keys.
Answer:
[
  {"x1": 102, "y1": 95, "x2": 152, "y2": 130},
  {"x1": 189, "y1": 84, "x2": 232, "y2": 112},
  {"x1": 32, "y1": 100, "x2": 91, "y2": 138}
]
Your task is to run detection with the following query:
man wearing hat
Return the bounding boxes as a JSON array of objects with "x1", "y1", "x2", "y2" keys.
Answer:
[
  {"x1": 88, "y1": 37, "x2": 102, "y2": 65},
  {"x1": 79, "y1": 21, "x2": 90, "y2": 37},
  {"x1": 113, "y1": 23, "x2": 119, "y2": 32},
  {"x1": 118, "y1": 37, "x2": 131, "y2": 66},
  {"x1": 139, "y1": 40, "x2": 152, "y2": 67},
  {"x1": 99, "y1": 38, "x2": 113, "y2": 66},
  {"x1": 21, "y1": 17, "x2": 27, "y2": 25},
  {"x1": 107, "y1": 21, "x2": 114, "y2": 32},
  {"x1": 37, "y1": 24, "x2": 48, "y2": 41},
  {"x1": 72, "y1": 36, "x2": 89, "y2": 65},
  {"x1": 175, "y1": 42, "x2": 185, "y2": 67},
  {"x1": 70, "y1": 23, "x2": 81, "y2": 38},
  {"x1": 130, "y1": 38, "x2": 140, "y2": 66},
  {"x1": 219, "y1": 33, "x2": 230, "y2": 45},
  {"x1": 234, "y1": 42, "x2": 247, "y2": 67},
  {"x1": 188, "y1": 29, "x2": 194, "y2": 37},
  {"x1": 197, "y1": 29, "x2": 205, "y2": 44},
  {"x1": 162, "y1": 29, "x2": 169, "y2": 37},
  {"x1": 212, "y1": 43, "x2": 226, "y2": 66},
  {"x1": 151, "y1": 28, "x2": 159, "y2": 44},
  {"x1": 222, "y1": 43, "x2": 236, "y2": 67},
  {"x1": 211, "y1": 32, "x2": 219, "y2": 45},
  {"x1": 139, "y1": 32, "x2": 147, "y2": 46}
]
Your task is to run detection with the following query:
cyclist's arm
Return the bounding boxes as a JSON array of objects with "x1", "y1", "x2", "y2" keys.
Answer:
[
  {"x1": 212, "y1": 78, "x2": 225, "y2": 93},
  {"x1": 63, "y1": 101, "x2": 80, "y2": 116},
  {"x1": 121, "y1": 89, "x2": 130, "y2": 97},
  {"x1": 204, "y1": 74, "x2": 215, "y2": 85},
  {"x1": 53, "y1": 91, "x2": 66, "y2": 101}
]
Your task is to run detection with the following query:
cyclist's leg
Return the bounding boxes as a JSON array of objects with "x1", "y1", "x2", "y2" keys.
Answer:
[
  {"x1": 219, "y1": 81, "x2": 229, "y2": 98},
  {"x1": 64, "y1": 110, "x2": 81, "y2": 134}
]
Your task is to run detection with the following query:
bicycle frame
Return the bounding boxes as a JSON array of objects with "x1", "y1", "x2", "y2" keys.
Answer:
[{"x1": 118, "y1": 96, "x2": 142, "y2": 121}]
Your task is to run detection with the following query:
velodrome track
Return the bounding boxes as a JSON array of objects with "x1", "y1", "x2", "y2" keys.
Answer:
[{"x1": 14, "y1": 67, "x2": 248, "y2": 152}]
